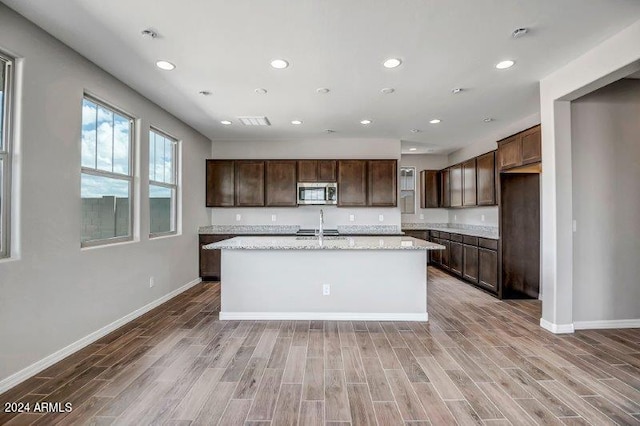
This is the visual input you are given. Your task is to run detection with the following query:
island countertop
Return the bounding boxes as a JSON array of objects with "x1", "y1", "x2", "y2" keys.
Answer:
[{"x1": 204, "y1": 235, "x2": 445, "y2": 251}]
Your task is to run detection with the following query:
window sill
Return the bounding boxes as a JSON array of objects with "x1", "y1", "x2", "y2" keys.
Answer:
[
  {"x1": 149, "y1": 231, "x2": 180, "y2": 240},
  {"x1": 81, "y1": 238, "x2": 137, "y2": 251}
]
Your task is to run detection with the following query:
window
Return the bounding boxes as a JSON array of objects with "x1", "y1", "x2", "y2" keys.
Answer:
[
  {"x1": 0, "y1": 54, "x2": 13, "y2": 258},
  {"x1": 149, "y1": 129, "x2": 178, "y2": 236},
  {"x1": 400, "y1": 167, "x2": 416, "y2": 214},
  {"x1": 80, "y1": 96, "x2": 134, "y2": 246}
]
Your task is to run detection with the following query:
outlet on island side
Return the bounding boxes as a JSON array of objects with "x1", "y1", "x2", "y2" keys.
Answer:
[
  {"x1": 149, "y1": 276, "x2": 155, "y2": 288},
  {"x1": 322, "y1": 284, "x2": 330, "y2": 296}
]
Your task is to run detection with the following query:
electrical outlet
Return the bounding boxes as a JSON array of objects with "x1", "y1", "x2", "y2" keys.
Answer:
[
  {"x1": 454, "y1": 214, "x2": 457, "y2": 221},
  {"x1": 235, "y1": 214, "x2": 241, "y2": 221},
  {"x1": 322, "y1": 284, "x2": 331, "y2": 296},
  {"x1": 419, "y1": 213, "x2": 424, "y2": 220},
  {"x1": 271, "y1": 214, "x2": 277, "y2": 222},
  {"x1": 481, "y1": 214, "x2": 485, "y2": 222},
  {"x1": 149, "y1": 276, "x2": 155, "y2": 288},
  {"x1": 378, "y1": 214, "x2": 384, "y2": 222},
  {"x1": 573, "y1": 220, "x2": 577, "y2": 232},
  {"x1": 349, "y1": 214, "x2": 355, "y2": 222}
]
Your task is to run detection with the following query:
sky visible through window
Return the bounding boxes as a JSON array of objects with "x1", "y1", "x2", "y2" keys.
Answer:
[{"x1": 149, "y1": 130, "x2": 175, "y2": 199}]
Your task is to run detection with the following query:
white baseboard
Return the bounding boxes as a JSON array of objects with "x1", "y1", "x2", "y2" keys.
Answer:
[
  {"x1": 219, "y1": 312, "x2": 428, "y2": 322},
  {"x1": 574, "y1": 319, "x2": 640, "y2": 330},
  {"x1": 540, "y1": 318, "x2": 575, "y2": 334},
  {"x1": 0, "y1": 277, "x2": 202, "y2": 394}
]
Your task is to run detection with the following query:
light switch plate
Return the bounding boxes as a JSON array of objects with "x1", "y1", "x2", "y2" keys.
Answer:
[
  {"x1": 481, "y1": 214, "x2": 485, "y2": 222},
  {"x1": 349, "y1": 214, "x2": 355, "y2": 222},
  {"x1": 378, "y1": 214, "x2": 384, "y2": 222},
  {"x1": 419, "y1": 213, "x2": 424, "y2": 219},
  {"x1": 271, "y1": 214, "x2": 277, "y2": 222},
  {"x1": 235, "y1": 214, "x2": 241, "y2": 221}
]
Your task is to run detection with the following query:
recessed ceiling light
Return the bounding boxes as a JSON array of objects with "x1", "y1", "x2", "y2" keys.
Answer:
[
  {"x1": 409, "y1": 148, "x2": 417, "y2": 151},
  {"x1": 483, "y1": 118, "x2": 494, "y2": 122},
  {"x1": 316, "y1": 88, "x2": 330, "y2": 94},
  {"x1": 381, "y1": 88, "x2": 395, "y2": 94},
  {"x1": 255, "y1": 88, "x2": 268, "y2": 94},
  {"x1": 141, "y1": 29, "x2": 158, "y2": 39},
  {"x1": 383, "y1": 58, "x2": 402, "y2": 68},
  {"x1": 360, "y1": 119, "x2": 372, "y2": 125},
  {"x1": 220, "y1": 120, "x2": 232, "y2": 125},
  {"x1": 429, "y1": 119, "x2": 441, "y2": 124},
  {"x1": 199, "y1": 90, "x2": 211, "y2": 96},
  {"x1": 155, "y1": 60, "x2": 175, "y2": 71},
  {"x1": 496, "y1": 60, "x2": 515, "y2": 69},
  {"x1": 410, "y1": 129, "x2": 421, "y2": 133},
  {"x1": 512, "y1": 28, "x2": 528, "y2": 38},
  {"x1": 270, "y1": 59, "x2": 289, "y2": 69},
  {"x1": 451, "y1": 88, "x2": 463, "y2": 94},
  {"x1": 291, "y1": 120, "x2": 303, "y2": 125}
]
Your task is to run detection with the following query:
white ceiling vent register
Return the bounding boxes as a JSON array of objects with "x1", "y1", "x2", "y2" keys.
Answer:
[{"x1": 237, "y1": 116, "x2": 271, "y2": 126}]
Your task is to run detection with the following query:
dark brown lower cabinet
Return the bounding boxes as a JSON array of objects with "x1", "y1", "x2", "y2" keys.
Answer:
[
  {"x1": 199, "y1": 234, "x2": 233, "y2": 280},
  {"x1": 478, "y1": 248, "x2": 498, "y2": 292},
  {"x1": 462, "y1": 245, "x2": 479, "y2": 283},
  {"x1": 449, "y1": 241, "x2": 463, "y2": 276},
  {"x1": 440, "y1": 240, "x2": 451, "y2": 270},
  {"x1": 431, "y1": 238, "x2": 442, "y2": 265}
]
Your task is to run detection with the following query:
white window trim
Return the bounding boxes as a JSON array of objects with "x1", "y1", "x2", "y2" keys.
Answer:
[
  {"x1": 80, "y1": 95, "x2": 136, "y2": 248},
  {"x1": 148, "y1": 127, "x2": 179, "y2": 238},
  {"x1": 0, "y1": 53, "x2": 13, "y2": 259}
]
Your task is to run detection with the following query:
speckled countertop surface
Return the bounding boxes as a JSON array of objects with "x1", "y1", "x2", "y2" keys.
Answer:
[
  {"x1": 198, "y1": 225, "x2": 403, "y2": 235},
  {"x1": 204, "y1": 235, "x2": 444, "y2": 251},
  {"x1": 402, "y1": 223, "x2": 499, "y2": 239}
]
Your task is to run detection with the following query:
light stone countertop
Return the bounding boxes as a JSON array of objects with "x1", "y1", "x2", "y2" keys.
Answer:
[
  {"x1": 204, "y1": 235, "x2": 445, "y2": 251},
  {"x1": 401, "y1": 223, "x2": 499, "y2": 239},
  {"x1": 198, "y1": 224, "x2": 403, "y2": 235}
]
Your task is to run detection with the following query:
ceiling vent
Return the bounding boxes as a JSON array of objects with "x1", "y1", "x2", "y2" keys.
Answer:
[{"x1": 237, "y1": 116, "x2": 271, "y2": 126}]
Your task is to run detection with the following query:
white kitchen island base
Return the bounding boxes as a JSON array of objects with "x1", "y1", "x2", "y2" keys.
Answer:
[{"x1": 206, "y1": 236, "x2": 444, "y2": 322}]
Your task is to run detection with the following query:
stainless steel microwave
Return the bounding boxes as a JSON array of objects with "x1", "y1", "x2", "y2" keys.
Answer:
[{"x1": 297, "y1": 182, "x2": 338, "y2": 205}]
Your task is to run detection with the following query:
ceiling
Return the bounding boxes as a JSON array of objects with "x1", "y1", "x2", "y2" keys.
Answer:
[{"x1": 4, "y1": 0, "x2": 640, "y2": 154}]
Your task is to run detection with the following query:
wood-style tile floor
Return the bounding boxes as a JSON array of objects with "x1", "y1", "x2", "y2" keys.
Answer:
[{"x1": 2, "y1": 267, "x2": 639, "y2": 425}]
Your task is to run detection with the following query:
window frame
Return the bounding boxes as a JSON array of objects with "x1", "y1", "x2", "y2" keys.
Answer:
[
  {"x1": 80, "y1": 94, "x2": 136, "y2": 248},
  {"x1": 400, "y1": 166, "x2": 416, "y2": 215},
  {"x1": 0, "y1": 52, "x2": 14, "y2": 259},
  {"x1": 148, "y1": 127, "x2": 179, "y2": 238}
]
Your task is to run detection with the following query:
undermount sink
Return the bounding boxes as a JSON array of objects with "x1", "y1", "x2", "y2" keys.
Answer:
[
  {"x1": 296, "y1": 228, "x2": 340, "y2": 236},
  {"x1": 295, "y1": 236, "x2": 347, "y2": 240}
]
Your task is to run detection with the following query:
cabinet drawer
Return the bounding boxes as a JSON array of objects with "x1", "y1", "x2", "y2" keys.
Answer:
[
  {"x1": 450, "y1": 233, "x2": 463, "y2": 243},
  {"x1": 430, "y1": 230, "x2": 440, "y2": 238},
  {"x1": 478, "y1": 238, "x2": 498, "y2": 250},
  {"x1": 439, "y1": 232, "x2": 450, "y2": 240},
  {"x1": 463, "y1": 235, "x2": 479, "y2": 246}
]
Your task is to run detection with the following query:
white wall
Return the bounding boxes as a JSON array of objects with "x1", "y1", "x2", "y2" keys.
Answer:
[
  {"x1": 571, "y1": 79, "x2": 640, "y2": 323},
  {"x1": 539, "y1": 18, "x2": 640, "y2": 332},
  {"x1": 399, "y1": 154, "x2": 448, "y2": 223},
  {"x1": 0, "y1": 5, "x2": 211, "y2": 387},
  {"x1": 211, "y1": 139, "x2": 403, "y2": 227}
]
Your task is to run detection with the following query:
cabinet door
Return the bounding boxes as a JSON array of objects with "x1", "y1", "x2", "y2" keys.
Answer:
[
  {"x1": 478, "y1": 248, "x2": 498, "y2": 292},
  {"x1": 432, "y1": 238, "x2": 442, "y2": 265},
  {"x1": 462, "y1": 158, "x2": 477, "y2": 206},
  {"x1": 403, "y1": 230, "x2": 427, "y2": 240},
  {"x1": 199, "y1": 234, "x2": 233, "y2": 280},
  {"x1": 337, "y1": 160, "x2": 368, "y2": 206},
  {"x1": 521, "y1": 125, "x2": 541, "y2": 165},
  {"x1": 318, "y1": 160, "x2": 337, "y2": 181},
  {"x1": 440, "y1": 169, "x2": 451, "y2": 207},
  {"x1": 368, "y1": 160, "x2": 397, "y2": 207},
  {"x1": 206, "y1": 160, "x2": 235, "y2": 207},
  {"x1": 297, "y1": 160, "x2": 318, "y2": 182},
  {"x1": 441, "y1": 240, "x2": 451, "y2": 270},
  {"x1": 498, "y1": 136, "x2": 522, "y2": 170},
  {"x1": 420, "y1": 170, "x2": 440, "y2": 208},
  {"x1": 450, "y1": 241, "x2": 463, "y2": 276},
  {"x1": 235, "y1": 161, "x2": 265, "y2": 206},
  {"x1": 463, "y1": 245, "x2": 479, "y2": 283},
  {"x1": 476, "y1": 151, "x2": 496, "y2": 205},
  {"x1": 450, "y1": 164, "x2": 463, "y2": 207},
  {"x1": 266, "y1": 160, "x2": 297, "y2": 207}
]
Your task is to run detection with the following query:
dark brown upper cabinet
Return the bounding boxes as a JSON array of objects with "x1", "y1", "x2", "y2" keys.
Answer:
[
  {"x1": 450, "y1": 164, "x2": 463, "y2": 207},
  {"x1": 367, "y1": 160, "x2": 397, "y2": 207},
  {"x1": 476, "y1": 151, "x2": 496, "y2": 205},
  {"x1": 206, "y1": 160, "x2": 235, "y2": 207},
  {"x1": 265, "y1": 160, "x2": 297, "y2": 207},
  {"x1": 337, "y1": 160, "x2": 368, "y2": 206},
  {"x1": 420, "y1": 170, "x2": 440, "y2": 208},
  {"x1": 498, "y1": 125, "x2": 541, "y2": 171},
  {"x1": 297, "y1": 160, "x2": 337, "y2": 182},
  {"x1": 462, "y1": 158, "x2": 477, "y2": 207},
  {"x1": 235, "y1": 161, "x2": 265, "y2": 207},
  {"x1": 440, "y1": 169, "x2": 451, "y2": 207}
]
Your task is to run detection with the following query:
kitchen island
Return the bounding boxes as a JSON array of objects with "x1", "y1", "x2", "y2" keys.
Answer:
[{"x1": 205, "y1": 236, "x2": 444, "y2": 321}]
